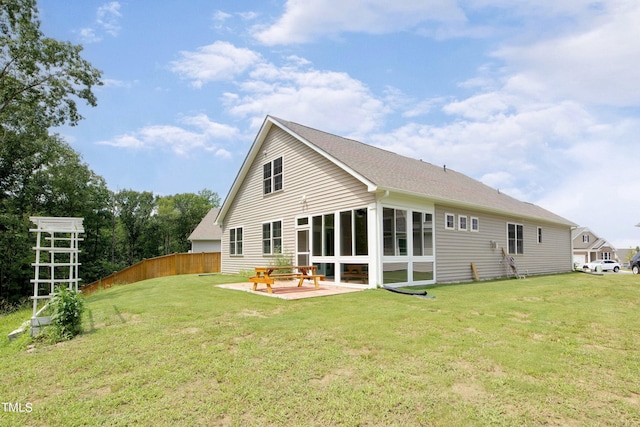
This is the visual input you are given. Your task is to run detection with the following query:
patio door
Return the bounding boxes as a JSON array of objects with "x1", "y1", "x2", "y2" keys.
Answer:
[{"x1": 296, "y1": 228, "x2": 310, "y2": 266}]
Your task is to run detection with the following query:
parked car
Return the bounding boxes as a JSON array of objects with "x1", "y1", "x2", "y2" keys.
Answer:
[
  {"x1": 583, "y1": 259, "x2": 621, "y2": 272},
  {"x1": 631, "y1": 253, "x2": 640, "y2": 275}
]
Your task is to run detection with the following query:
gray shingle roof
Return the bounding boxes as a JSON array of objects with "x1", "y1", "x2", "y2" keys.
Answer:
[
  {"x1": 188, "y1": 208, "x2": 222, "y2": 241},
  {"x1": 271, "y1": 116, "x2": 576, "y2": 227}
]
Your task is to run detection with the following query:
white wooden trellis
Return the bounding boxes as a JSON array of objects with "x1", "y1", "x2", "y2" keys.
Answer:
[{"x1": 29, "y1": 217, "x2": 84, "y2": 336}]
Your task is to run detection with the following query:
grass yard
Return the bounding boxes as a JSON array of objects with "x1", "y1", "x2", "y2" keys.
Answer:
[{"x1": 1, "y1": 272, "x2": 639, "y2": 426}]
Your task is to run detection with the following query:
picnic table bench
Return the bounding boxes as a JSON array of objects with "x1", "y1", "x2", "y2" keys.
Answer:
[
  {"x1": 342, "y1": 265, "x2": 368, "y2": 284},
  {"x1": 250, "y1": 266, "x2": 325, "y2": 294}
]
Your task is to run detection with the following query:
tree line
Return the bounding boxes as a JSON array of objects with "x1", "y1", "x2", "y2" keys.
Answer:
[
  {"x1": 0, "y1": 146, "x2": 220, "y2": 303},
  {"x1": 0, "y1": 0, "x2": 220, "y2": 305}
]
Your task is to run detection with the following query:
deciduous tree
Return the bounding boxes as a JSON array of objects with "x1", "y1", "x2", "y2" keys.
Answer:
[{"x1": 0, "y1": 0, "x2": 102, "y2": 134}]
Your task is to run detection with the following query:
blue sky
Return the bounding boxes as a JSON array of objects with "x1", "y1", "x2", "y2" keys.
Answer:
[{"x1": 38, "y1": 0, "x2": 640, "y2": 249}]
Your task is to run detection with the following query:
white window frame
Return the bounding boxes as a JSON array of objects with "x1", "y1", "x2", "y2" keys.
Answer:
[
  {"x1": 229, "y1": 227, "x2": 243, "y2": 256},
  {"x1": 383, "y1": 208, "x2": 408, "y2": 256},
  {"x1": 445, "y1": 213, "x2": 455, "y2": 230},
  {"x1": 458, "y1": 215, "x2": 468, "y2": 231},
  {"x1": 470, "y1": 217, "x2": 479, "y2": 232},
  {"x1": 507, "y1": 223, "x2": 524, "y2": 255},
  {"x1": 263, "y1": 157, "x2": 283, "y2": 195},
  {"x1": 262, "y1": 220, "x2": 283, "y2": 255}
]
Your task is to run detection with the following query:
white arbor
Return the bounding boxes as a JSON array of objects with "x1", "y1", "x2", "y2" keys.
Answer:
[{"x1": 29, "y1": 217, "x2": 84, "y2": 336}]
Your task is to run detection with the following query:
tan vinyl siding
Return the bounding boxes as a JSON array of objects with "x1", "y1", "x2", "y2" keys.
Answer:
[
  {"x1": 573, "y1": 230, "x2": 597, "y2": 249},
  {"x1": 435, "y1": 206, "x2": 573, "y2": 283},
  {"x1": 222, "y1": 127, "x2": 374, "y2": 273}
]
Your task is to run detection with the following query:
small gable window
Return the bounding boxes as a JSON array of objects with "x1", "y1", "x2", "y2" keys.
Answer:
[
  {"x1": 445, "y1": 213, "x2": 455, "y2": 230},
  {"x1": 263, "y1": 157, "x2": 283, "y2": 195},
  {"x1": 458, "y1": 215, "x2": 468, "y2": 231}
]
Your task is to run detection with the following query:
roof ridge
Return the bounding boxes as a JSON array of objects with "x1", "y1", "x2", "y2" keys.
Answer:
[
  {"x1": 267, "y1": 115, "x2": 576, "y2": 227},
  {"x1": 270, "y1": 115, "x2": 443, "y2": 170}
]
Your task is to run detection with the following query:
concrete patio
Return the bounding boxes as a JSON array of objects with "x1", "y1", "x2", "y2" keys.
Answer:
[{"x1": 217, "y1": 280, "x2": 365, "y2": 300}]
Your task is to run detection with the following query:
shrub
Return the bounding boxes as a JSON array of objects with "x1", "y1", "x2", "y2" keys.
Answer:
[
  {"x1": 269, "y1": 247, "x2": 293, "y2": 273},
  {"x1": 49, "y1": 286, "x2": 84, "y2": 340}
]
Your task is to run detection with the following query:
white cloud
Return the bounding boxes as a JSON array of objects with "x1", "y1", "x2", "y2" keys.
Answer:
[
  {"x1": 78, "y1": 27, "x2": 100, "y2": 43},
  {"x1": 253, "y1": 0, "x2": 465, "y2": 45},
  {"x1": 97, "y1": 2, "x2": 122, "y2": 36},
  {"x1": 222, "y1": 59, "x2": 388, "y2": 135},
  {"x1": 170, "y1": 41, "x2": 262, "y2": 88},
  {"x1": 97, "y1": 115, "x2": 240, "y2": 157},
  {"x1": 493, "y1": 1, "x2": 640, "y2": 107},
  {"x1": 79, "y1": 1, "x2": 122, "y2": 43},
  {"x1": 101, "y1": 78, "x2": 136, "y2": 89},
  {"x1": 212, "y1": 10, "x2": 232, "y2": 22},
  {"x1": 239, "y1": 11, "x2": 259, "y2": 20}
]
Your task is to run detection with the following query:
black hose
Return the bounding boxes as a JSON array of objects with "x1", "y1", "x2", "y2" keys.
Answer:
[{"x1": 383, "y1": 285, "x2": 427, "y2": 296}]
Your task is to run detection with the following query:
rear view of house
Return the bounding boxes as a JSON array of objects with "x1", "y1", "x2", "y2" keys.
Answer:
[{"x1": 216, "y1": 116, "x2": 576, "y2": 288}]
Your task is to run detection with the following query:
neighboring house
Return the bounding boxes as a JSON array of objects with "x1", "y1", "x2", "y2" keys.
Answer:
[
  {"x1": 216, "y1": 116, "x2": 577, "y2": 288},
  {"x1": 188, "y1": 208, "x2": 222, "y2": 253},
  {"x1": 616, "y1": 248, "x2": 636, "y2": 267},
  {"x1": 571, "y1": 227, "x2": 618, "y2": 265}
]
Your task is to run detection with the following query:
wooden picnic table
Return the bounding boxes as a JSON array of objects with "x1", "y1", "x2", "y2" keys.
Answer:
[{"x1": 250, "y1": 265, "x2": 324, "y2": 294}]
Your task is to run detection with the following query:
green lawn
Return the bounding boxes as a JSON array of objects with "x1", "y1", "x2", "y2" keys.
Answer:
[{"x1": 1, "y1": 272, "x2": 639, "y2": 426}]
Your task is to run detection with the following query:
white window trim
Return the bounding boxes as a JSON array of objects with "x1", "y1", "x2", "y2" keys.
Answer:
[
  {"x1": 445, "y1": 213, "x2": 455, "y2": 230},
  {"x1": 458, "y1": 215, "x2": 468, "y2": 231},
  {"x1": 507, "y1": 222, "x2": 524, "y2": 255},
  {"x1": 229, "y1": 226, "x2": 243, "y2": 256},
  {"x1": 262, "y1": 219, "x2": 283, "y2": 255},
  {"x1": 470, "y1": 217, "x2": 479, "y2": 232},
  {"x1": 263, "y1": 157, "x2": 284, "y2": 196}
]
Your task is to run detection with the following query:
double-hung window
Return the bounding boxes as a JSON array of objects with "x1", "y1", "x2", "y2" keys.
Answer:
[
  {"x1": 262, "y1": 220, "x2": 282, "y2": 254},
  {"x1": 229, "y1": 227, "x2": 243, "y2": 255},
  {"x1": 445, "y1": 213, "x2": 455, "y2": 230},
  {"x1": 458, "y1": 215, "x2": 468, "y2": 231},
  {"x1": 507, "y1": 223, "x2": 524, "y2": 254},
  {"x1": 263, "y1": 157, "x2": 283, "y2": 195}
]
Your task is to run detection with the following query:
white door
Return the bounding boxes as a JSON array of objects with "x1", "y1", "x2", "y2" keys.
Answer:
[{"x1": 296, "y1": 228, "x2": 310, "y2": 266}]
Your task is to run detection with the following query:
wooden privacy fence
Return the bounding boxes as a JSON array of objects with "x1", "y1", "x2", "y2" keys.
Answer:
[{"x1": 81, "y1": 252, "x2": 220, "y2": 295}]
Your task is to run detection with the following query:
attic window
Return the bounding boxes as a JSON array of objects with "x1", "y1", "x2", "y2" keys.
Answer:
[
  {"x1": 263, "y1": 157, "x2": 283, "y2": 195},
  {"x1": 583, "y1": 235, "x2": 589, "y2": 243}
]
